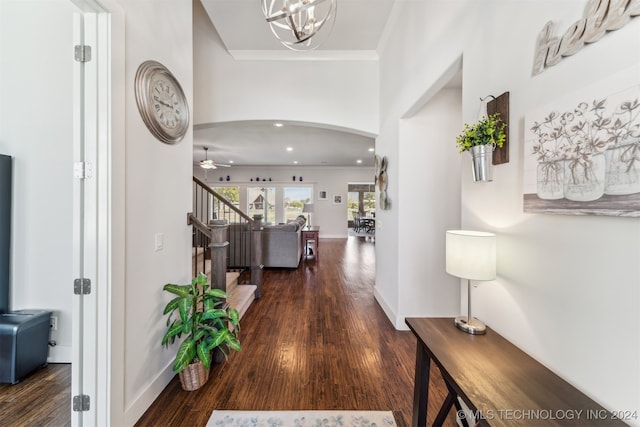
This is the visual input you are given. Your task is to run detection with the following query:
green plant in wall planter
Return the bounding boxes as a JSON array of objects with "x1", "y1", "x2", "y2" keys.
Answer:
[
  {"x1": 456, "y1": 112, "x2": 507, "y2": 181},
  {"x1": 161, "y1": 272, "x2": 241, "y2": 391}
]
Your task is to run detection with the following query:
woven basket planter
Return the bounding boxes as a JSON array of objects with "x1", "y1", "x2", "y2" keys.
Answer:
[{"x1": 178, "y1": 360, "x2": 209, "y2": 391}]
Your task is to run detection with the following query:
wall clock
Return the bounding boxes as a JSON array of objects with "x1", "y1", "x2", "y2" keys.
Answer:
[{"x1": 134, "y1": 60, "x2": 189, "y2": 144}]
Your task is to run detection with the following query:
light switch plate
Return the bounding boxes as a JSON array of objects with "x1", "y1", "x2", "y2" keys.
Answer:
[{"x1": 155, "y1": 233, "x2": 164, "y2": 251}]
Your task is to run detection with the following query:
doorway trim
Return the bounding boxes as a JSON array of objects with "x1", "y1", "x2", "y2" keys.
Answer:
[{"x1": 70, "y1": 0, "x2": 124, "y2": 425}]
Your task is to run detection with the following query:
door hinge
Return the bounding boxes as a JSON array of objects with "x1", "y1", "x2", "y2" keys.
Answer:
[
  {"x1": 72, "y1": 394, "x2": 90, "y2": 412},
  {"x1": 74, "y1": 45, "x2": 92, "y2": 63},
  {"x1": 74, "y1": 162, "x2": 93, "y2": 179},
  {"x1": 74, "y1": 278, "x2": 91, "y2": 295}
]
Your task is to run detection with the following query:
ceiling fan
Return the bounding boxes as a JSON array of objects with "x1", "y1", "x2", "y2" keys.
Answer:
[{"x1": 200, "y1": 146, "x2": 230, "y2": 169}]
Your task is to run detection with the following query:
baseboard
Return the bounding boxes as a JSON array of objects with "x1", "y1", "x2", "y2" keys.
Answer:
[
  {"x1": 47, "y1": 344, "x2": 72, "y2": 363},
  {"x1": 321, "y1": 234, "x2": 348, "y2": 239},
  {"x1": 124, "y1": 360, "x2": 175, "y2": 426},
  {"x1": 373, "y1": 287, "x2": 408, "y2": 331}
]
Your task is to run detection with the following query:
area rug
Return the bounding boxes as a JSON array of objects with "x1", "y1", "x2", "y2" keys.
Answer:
[{"x1": 206, "y1": 410, "x2": 397, "y2": 427}]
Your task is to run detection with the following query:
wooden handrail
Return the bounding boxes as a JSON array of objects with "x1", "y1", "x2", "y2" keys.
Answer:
[
  {"x1": 187, "y1": 213, "x2": 212, "y2": 240},
  {"x1": 192, "y1": 176, "x2": 254, "y2": 224}
]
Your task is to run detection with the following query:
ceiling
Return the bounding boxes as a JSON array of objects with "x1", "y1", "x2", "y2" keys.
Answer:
[
  {"x1": 199, "y1": 0, "x2": 396, "y2": 57},
  {"x1": 194, "y1": 0, "x2": 393, "y2": 168},
  {"x1": 194, "y1": 121, "x2": 376, "y2": 167}
]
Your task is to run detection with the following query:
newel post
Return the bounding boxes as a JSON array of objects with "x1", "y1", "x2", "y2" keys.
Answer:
[
  {"x1": 208, "y1": 219, "x2": 229, "y2": 292},
  {"x1": 251, "y1": 215, "x2": 264, "y2": 298}
]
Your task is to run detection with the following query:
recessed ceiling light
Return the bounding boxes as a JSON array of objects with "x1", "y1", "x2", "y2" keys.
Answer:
[
  {"x1": 368, "y1": 148, "x2": 375, "y2": 152},
  {"x1": 293, "y1": 160, "x2": 298, "y2": 164},
  {"x1": 357, "y1": 159, "x2": 363, "y2": 164},
  {"x1": 229, "y1": 160, "x2": 234, "y2": 164},
  {"x1": 274, "y1": 123, "x2": 284, "y2": 127},
  {"x1": 286, "y1": 147, "x2": 293, "y2": 151}
]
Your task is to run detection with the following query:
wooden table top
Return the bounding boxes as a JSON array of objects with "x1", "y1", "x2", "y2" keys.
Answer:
[{"x1": 405, "y1": 317, "x2": 627, "y2": 426}]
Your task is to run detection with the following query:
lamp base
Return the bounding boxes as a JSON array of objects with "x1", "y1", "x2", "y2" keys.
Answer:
[{"x1": 454, "y1": 316, "x2": 486, "y2": 335}]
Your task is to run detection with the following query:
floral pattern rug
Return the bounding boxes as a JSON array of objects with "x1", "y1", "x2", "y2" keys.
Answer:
[{"x1": 206, "y1": 410, "x2": 397, "y2": 427}]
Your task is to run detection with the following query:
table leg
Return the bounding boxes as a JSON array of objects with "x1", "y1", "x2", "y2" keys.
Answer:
[
  {"x1": 412, "y1": 342, "x2": 431, "y2": 427},
  {"x1": 433, "y1": 380, "x2": 468, "y2": 427},
  {"x1": 453, "y1": 396, "x2": 470, "y2": 427}
]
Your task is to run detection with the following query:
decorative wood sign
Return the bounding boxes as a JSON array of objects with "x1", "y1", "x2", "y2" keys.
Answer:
[
  {"x1": 532, "y1": 0, "x2": 640, "y2": 75},
  {"x1": 487, "y1": 92, "x2": 510, "y2": 165}
]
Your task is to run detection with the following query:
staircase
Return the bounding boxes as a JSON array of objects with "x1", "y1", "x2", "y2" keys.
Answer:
[
  {"x1": 190, "y1": 176, "x2": 263, "y2": 320},
  {"x1": 192, "y1": 247, "x2": 256, "y2": 319}
]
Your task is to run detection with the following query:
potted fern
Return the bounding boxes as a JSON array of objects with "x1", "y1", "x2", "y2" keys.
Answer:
[
  {"x1": 161, "y1": 272, "x2": 241, "y2": 391},
  {"x1": 456, "y1": 112, "x2": 506, "y2": 182}
]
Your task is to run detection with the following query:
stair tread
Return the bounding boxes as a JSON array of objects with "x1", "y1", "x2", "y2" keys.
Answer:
[{"x1": 228, "y1": 284, "x2": 256, "y2": 320}]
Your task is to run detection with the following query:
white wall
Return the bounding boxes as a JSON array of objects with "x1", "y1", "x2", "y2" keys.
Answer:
[
  {"x1": 194, "y1": 165, "x2": 373, "y2": 237},
  {"x1": 110, "y1": 0, "x2": 194, "y2": 424},
  {"x1": 375, "y1": 1, "x2": 470, "y2": 328},
  {"x1": 0, "y1": 0, "x2": 77, "y2": 363},
  {"x1": 395, "y1": 88, "x2": 462, "y2": 322},
  {"x1": 193, "y1": 0, "x2": 378, "y2": 136},
  {"x1": 378, "y1": 0, "x2": 640, "y2": 421}
]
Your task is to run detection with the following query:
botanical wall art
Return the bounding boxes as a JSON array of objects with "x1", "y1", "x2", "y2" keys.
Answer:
[
  {"x1": 375, "y1": 154, "x2": 391, "y2": 210},
  {"x1": 523, "y1": 67, "x2": 640, "y2": 217}
]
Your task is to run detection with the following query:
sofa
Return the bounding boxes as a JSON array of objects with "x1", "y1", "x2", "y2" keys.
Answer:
[
  {"x1": 225, "y1": 216, "x2": 306, "y2": 269},
  {"x1": 262, "y1": 216, "x2": 306, "y2": 268}
]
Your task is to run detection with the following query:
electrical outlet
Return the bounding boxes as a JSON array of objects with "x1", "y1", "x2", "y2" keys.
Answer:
[{"x1": 50, "y1": 316, "x2": 58, "y2": 331}]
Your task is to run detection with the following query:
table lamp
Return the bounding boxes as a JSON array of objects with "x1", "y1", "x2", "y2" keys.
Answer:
[
  {"x1": 445, "y1": 230, "x2": 496, "y2": 335},
  {"x1": 303, "y1": 203, "x2": 314, "y2": 227}
]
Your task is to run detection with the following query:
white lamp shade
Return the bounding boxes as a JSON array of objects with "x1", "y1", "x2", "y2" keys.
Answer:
[
  {"x1": 303, "y1": 203, "x2": 314, "y2": 213},
  {"x1": 446, "y1": 230, "x2": 496, "y2": 281}
]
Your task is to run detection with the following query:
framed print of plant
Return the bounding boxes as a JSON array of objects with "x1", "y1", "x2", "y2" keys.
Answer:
[{"x1": 523, "y1": 66, "x2": 640, "y2": 217}]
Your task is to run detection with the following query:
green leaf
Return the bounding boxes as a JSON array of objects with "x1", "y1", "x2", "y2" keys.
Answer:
[
  {"x1": 162, "y1": 297, "x2": 182, "y2": 315},
  {"x1": 203, "y1": 297, "x2": 216, "y2": 312},
  {"x1": 202, "y1": 308, "x2": 228, "y2": 321},
  {"x1": 173, "y1": 338, "x2": 196, "y2": 373},
  {"x1": 228, "y1": 308, "x2": 240, "y2": 326},
  {"x1": 177, "y1": 296, "x2": 192, "y2": 326},
  {"x1": 209, "y1": 329, "x2": 230, "y2": 349},
  {"x1": 193, "y1": 326, "x2": 208, "y2": 342},
  {"x1": 161, "y1": 321, "x2": 184, "y2": 347},
  {"x1": 206, "y1": 288, "x2": 228, "y2": 299},
  {"x1": 193, "y1": 273, "x2": 208, "y2": 286},
  {"x1": 163, "y1": 284, "x2": 191, "y2": 298},
  {"x1": 197, "y1": 341, "x2": 211, "y2": 370},
  {"x1": 226, "y1": 337, "x2": 242, "y2": 352}
]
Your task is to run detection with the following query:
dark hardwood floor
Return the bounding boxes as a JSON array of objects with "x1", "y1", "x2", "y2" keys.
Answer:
[
  {"x1": 0, "y1": 237, "x2": 457, "y2": 426},
  {"x1": 0, "y1": 363, "x2": 71, "y2": 426},
  {"x1": 136, "y1": 237, "x2": 457, "y2": 427}
]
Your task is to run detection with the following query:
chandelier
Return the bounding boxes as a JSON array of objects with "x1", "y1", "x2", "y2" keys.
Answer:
[{"x1": 261, "y1": 0, "x2": 337, "y2": 51}]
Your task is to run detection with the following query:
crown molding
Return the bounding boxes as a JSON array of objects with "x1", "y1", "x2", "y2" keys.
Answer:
[{"x1": 227, "y1": 49, "x2": 379, "y2": 61}]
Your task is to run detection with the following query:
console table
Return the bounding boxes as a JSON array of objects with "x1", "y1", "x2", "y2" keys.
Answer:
[
  {"x1": 405, "y1": 318, "x2": 627, "y2": 427},
  {"x1": 301, "y1": 226, "x2": 319, "y2": 259}
]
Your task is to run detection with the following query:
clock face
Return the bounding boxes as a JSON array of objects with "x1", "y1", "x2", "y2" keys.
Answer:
[
  {"x1": 150, "y1": 74, "x2": 186, "y2": 130},
  {"x1": 135, "y1": 61, "x2": 189, "y2": 144}
]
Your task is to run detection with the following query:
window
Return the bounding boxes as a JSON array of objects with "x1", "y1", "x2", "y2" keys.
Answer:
[
  {"x1": 212, "y1": 187, "x2": 240, "y2": 207},
  {"x1": 247, "y1": 187, "x2": 275, "y2": 224},
  {"x1": 209, "y1": 186, "x2": 239, "y2": 220},
  {"x1": 284, "y1": 187, "x2": 313, "y2": 222},
  {"x1": 347, "y1": 183, "x2": 375, "y2": 223}
]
